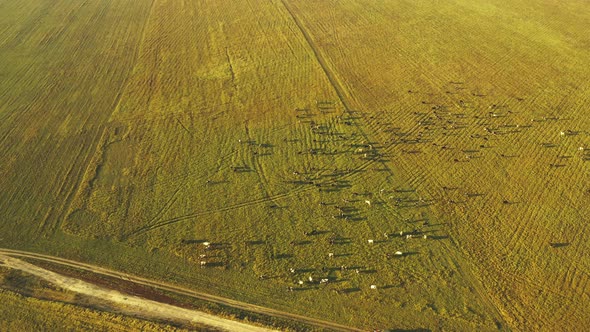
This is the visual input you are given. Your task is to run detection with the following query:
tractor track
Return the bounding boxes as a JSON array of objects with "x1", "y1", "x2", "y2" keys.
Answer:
[{"x1": 277, "y1": 2, "x2": 511, "y2": 329}]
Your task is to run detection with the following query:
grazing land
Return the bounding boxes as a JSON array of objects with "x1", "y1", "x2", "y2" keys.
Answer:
[{"x1": 1, "y1": 0, "x2": 589, "y2": 330}]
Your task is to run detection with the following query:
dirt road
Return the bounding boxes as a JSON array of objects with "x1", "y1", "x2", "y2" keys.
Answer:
[
  {"x1": 0, "y1": 253, "x2": 275, "y2": 332},
  {"x1": 0, "y1": 248, "x2": 363, "y2": 332}
]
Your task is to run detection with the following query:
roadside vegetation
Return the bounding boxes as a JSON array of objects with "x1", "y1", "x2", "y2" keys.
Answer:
[{"x1": 0, "y1": 288, "x2": 189, "y2": 332}]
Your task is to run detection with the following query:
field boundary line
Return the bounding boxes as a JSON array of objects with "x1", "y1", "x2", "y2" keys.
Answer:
[
  {"x1": 278, "y1": 3, "x2": 511, "y2": 329},
  {"x1": 278, "y1": 0, "x2": 396, "y2": 175},
  {"x1": 41, "y1": 0, "x2": 158, "y2": 238},
  {"x1": 278, "y1": 0, "x2": 352, "y2": 112},
  {"x1": 108, "y1": 0, "x2": 157, "y2": 123}
]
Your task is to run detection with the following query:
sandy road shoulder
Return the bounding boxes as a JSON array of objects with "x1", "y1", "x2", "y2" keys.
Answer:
[{"x1": 0, "y1": 254, "x2": 275, "y2": 332}]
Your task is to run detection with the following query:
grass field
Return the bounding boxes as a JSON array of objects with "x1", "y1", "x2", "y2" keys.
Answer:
[{"x1": 1, "y1": 0, "x2": 589, "y2": 330}]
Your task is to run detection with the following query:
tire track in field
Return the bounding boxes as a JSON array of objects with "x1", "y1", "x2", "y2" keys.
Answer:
[
  {"x1": 36, "y1": 134, "x2": 92, "y2": 234},
  {"x1": 278, "y1": 0, "x2": 395, "y2": 178},
  {"x1": 142, "y1": 187, "x2": 181, "y2": 230},
  {"x1": 531, "y1": 140, "x2": 590, "y2": 326},
  {"x1": 84, "y1": 143, "x2": 238, "y2": 206},
  {"x1": 125, "y1": 1, "x2": 410, "y2": 238},
  {"x1": 374, "y1": 168, "x2": 511, "y2": 329},
  {"x1": 277, "y1": 0, "x2": 352, "y2": 111},
  {"x1": 128, "y1": 0, "x2": 435, "y2": 238},
  {"x1": 126, "y1": 113, "x2": 407, "y2": 238},
  {"x1": 128, "y1": 112, "x2": 408, "y2": 237},
  {"x1": 480, "y1": 250, "x2": 587, "y2": 328},
  {"x1": 469, "y1": 109, "x2": 588, "y2": 329},
  {"x1": 499, "y1": 121, "x2": 574, "y2": 258},
  {"x1": 39, "y1": 0, "x2": 158, "y2": 238},
  {"x1": 433, "y1": 123, "x2": 588, "y2": 328},
  {"x1": 277, "y1": 2, "x2": 510, "y2": 328},
  {"x1": 37, "y1": 125, "x2": 108, "y2": 237},
  {"x1": 244, "y1": 121, "x2": 277, "y2": 208},
  {"x1": 108, "y1": 0, "x2": 158, "y2": 123},
  {"x1": 363, "y1": 92, "x2": 521, "y2": 330},
  {"x1": 126, "y1": 153, "x2": 378, "y2": 239},
  {"x1": 310, "y1": 7, "x2": 587, "y2": 328},
  {"x1": 509, "y1": 159, "x2": 590, "y2": 281},
  {"x1": 120, "y1": 147, "x2": 239, "y2": 240}
]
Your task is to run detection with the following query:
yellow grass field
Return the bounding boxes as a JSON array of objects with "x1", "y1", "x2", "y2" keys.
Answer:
[{"x1": 1, "y1": 0, "x2": 589, "y2": 330}]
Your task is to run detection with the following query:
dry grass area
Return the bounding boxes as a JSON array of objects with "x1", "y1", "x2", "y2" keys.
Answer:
[
  {"x1": 0, "y1": 288, "x2": 187, "y2": 331},
  {"x1": 0, "y1": 256, "x2": 269, "y2": 331},
  {"x1": 1, "y1": 0, "x2": 589, "y2": 330},
  {"x1": 0, "y1": 268, "x2": 187, "y2": 332}
]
